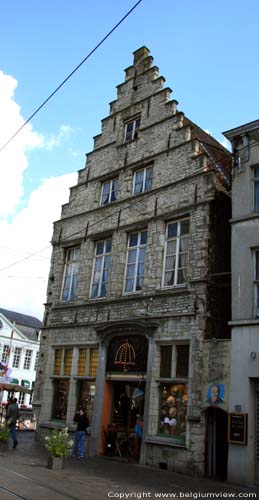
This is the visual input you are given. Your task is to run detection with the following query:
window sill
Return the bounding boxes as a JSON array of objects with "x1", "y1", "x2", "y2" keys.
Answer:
[{"x1": 145, "y1": 436, "x2": 187, "y2": 448}]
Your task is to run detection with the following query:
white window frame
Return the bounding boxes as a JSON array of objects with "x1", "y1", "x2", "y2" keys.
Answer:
[
  {"x1": 124, "y1": 230, "x2": 147, "y2": 294},
  {"x1": 61, "y1": 246, "x2": 80, "y2": 302},
  {"x1": 100, "y1": 178, "x2": 118, "y2": 206},
  {"x1": 124, "y1": 116, "x2": 141, "y2": 142},
  {"x1": 133, "y1": 166, "x2": 153, "y2": 196},
  {"x1": 162, "y1": 218, "x2": 189, "y2": 288},
  {"x1": 254, "y1": 249, "x2": 259, "y2": 318},
  {"x1": 23, "y1": 349, "x2": 32, "y2": 370},
  {"x1": 90, "y1": 239, "x2": 112, "y2": 299},
  {"x1": 253, "y1": 166, "x2": 259, "y2": 213},
  {"x1": 1, "y1": 344, "x2": 8, "y2": 363},
  {"x1": 12, "y1": 347, "x2": 22, "y2": 368}
]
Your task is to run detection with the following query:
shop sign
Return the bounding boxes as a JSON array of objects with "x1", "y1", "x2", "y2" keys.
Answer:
[{"x1": 228, "y1": 412, "x2": 247, "y2": 445}]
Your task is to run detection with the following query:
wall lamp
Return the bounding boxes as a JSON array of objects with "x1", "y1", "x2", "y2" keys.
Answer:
[{"x1": 251, "y1": 352, "x2": 257, "y2": 360}]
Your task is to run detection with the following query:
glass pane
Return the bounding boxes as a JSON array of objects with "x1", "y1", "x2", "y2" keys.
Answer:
[
  {"x1": 137, "y1": 261, "x2": 145, "y2": 277},
  {"x1": 181, "y1": 219, "x2": 190, "y2": 235},
  {"x1": 126, "y1": 263, "x2": 135, "y2": 278},
  {"x1": 166, "y1": 240, "x2": 176, "y2": 256},
  {"x1": 128, "y1": 249, "x2": 137, "y2": 264},
  {"x1": 89, "y1": 348, "x2": 99, "y2": 377},
  {"x1": 140, "y1": 231, "x2": 147, "y2": 245},
  {"x1": 64, "y1": 349, "x2": 73, "y2": 376},
  {"x1": 165, "y1": 270, "x2": 175, "y2": 286},
  {"x1": 160, "y1": 346, "x2": 172, "y2": 377},
  {"x1": 135, "y1": 118, "x2": 141, "y2": 130},
  {"x1": 136, "y1": 275, "x2": 143, "y2": 290},
  {"x1": 54, "y1": 349, "x2": 62, "y2": 376},
  {"x1": 96, "y1": 241, "x2": 104, "y2": 255},
  {"x1": 165, "y1": 255, "x2": 175, "y2": 271},
  {"x1": 177, "y1": 268, "x2": 185, "y2": 284},
  {"x1": 138, "y1": 247, "x2": 146, "y2": 263},
  {"x1": 159, "y1": 383, "x2": 187, "y2": 441},
  {"x1": 78, "y1": 349, "x2": 87, "y2": 376},
  {"x1": 168, "y1": 223, "x2": 177, "y2": 238},
  {"x1": 100, "y1": 283, "x2": 107, "y2": 297},
  {"x1": 129, "y1": 233, "x2": 138, "y2": 247},
  {"x1": 180, "y1": 237, "x2": 189, "y2": 252},
  {"x1": 52, "y1": 380, "x2": 69, "y2": 420},
  {"x1": 105, "y1": 239, "x2": 112, "y2": 253},
  {"x1": 254, "y1": 167, "x2": 259, "y2": 178},
  {"x1": 91, "y1": 283, "x2": 99, "y2": 298},
  {"x1": 125, "y1": 278, "x2": 134, "y2": 293},
  {"x1": 145, "y1": 167, "x2": 153, "y2": 190},
  {"x1": 134, "y1": 171, "x2": 144, "y2": 194},
  {"x1": 176, "y1": 345, "x2": 189, "y2": 378},
  {"x1": 101, "y1": 191, "x2": 110, "y2": 205}
]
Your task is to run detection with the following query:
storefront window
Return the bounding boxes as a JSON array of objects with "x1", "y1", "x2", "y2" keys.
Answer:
[
  {"x1": 52, "y1": 379, "x2": 69, "y2": 420},
  {"x1": 64, "y1": 349, "x2": 73, "y2": 376},
  {"x1": 77, "y1": 380, "x2": 95, "y2": 422},
  {"x1": 54, "y1": 349, "x2": 62, "y2": 375},
  {"x1": 159, "y1": 383, "x2": 187, "y2": 442},
  {"x1": 89, "y1": 348, "x2": 98, "y2": 376}
]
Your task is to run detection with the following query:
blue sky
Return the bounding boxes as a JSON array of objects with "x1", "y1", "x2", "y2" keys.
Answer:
[{"x1": 0, "y1": 0, "x2": 258, "y2": 318}]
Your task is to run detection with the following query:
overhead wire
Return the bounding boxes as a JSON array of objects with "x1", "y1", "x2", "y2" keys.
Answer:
[{"x1": 0, "y1": 0, "x2": 143, "y2": 153}]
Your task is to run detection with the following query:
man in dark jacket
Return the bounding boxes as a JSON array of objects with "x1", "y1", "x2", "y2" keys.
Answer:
[
  {"x1": 6, "y1": 397, "x2": 19, "y2": 448},
  {"x1": 72, "y1": 407, "x2": 89, "y2": 459}
]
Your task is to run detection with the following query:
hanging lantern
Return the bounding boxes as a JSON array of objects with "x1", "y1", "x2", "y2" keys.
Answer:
[{"x1": 114, "y1": 338, "x2": 136, "y2": 372}]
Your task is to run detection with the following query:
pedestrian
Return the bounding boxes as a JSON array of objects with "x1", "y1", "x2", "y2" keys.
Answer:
[
  {"x1": 6, "y1": 397, "x2": 19, "y2": 449},
  {"x1": 133, "y1": 414, "x2": 143, "y2": 458},
  {"x1": 72, "y1": 407, "x2": 89, "y2": 459}
]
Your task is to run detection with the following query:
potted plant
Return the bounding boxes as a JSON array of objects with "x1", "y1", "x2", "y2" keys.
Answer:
[
  {"x1": 0, "y1": 423, "x2": 10, "y2": 451},
  {"x1": 45, "y1": 427, "x2": 73, "y2": 470}
]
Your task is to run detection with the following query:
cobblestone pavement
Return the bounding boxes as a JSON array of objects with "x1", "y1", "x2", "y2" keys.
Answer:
[{"x1": 0, "y1": 431, "x2": 258, "y2": 500}]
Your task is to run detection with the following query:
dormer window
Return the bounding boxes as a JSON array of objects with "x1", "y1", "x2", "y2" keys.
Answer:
[{"x1": 124, "y1": 116, "x2": 141, "y2": 142}]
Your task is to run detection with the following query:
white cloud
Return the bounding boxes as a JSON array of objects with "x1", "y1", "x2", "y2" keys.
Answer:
[
  {"x1": 0, "y1": 69, "x2": 78, "y2": 319},
  {"x1": 0, "y1": 173, "x2": 77, "y2": 320}
]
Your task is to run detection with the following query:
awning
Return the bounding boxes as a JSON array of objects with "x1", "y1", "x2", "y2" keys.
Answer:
[
  {"x1": 21, "y1": 380, "x2": 30, "y2": 388},
  {"x1": 11, "y1": 378, "x2": 19, "y2": 385},
  {"x1": 0, "y1": 382, "x2": 32, "y2": 394}
]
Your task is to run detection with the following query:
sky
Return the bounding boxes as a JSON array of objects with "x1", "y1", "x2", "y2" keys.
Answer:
[{"x1": 0, "y1": 0, "x2": 258, "y2": 321}]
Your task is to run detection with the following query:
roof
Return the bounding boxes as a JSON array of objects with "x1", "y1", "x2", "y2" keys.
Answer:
[
  {"x1": 223, "y1": 119, "x2": 259, "y2": 139},
  {"x1": 0, "y1": 308, "x2": 42, "y2": 330}
]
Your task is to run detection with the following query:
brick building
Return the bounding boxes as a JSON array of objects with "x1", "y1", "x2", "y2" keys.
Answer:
[{"x1": 34, "y1": 47, "x2": 231, "y2": 477}]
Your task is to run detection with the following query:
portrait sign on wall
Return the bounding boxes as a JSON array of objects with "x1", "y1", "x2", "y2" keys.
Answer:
[{"x1": 206, "y1": 383, "x2": 225, "y2": 405}]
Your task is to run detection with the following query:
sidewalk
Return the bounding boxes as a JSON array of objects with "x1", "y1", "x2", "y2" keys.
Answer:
[{"x1": 0, "y1": 431, "x2": 257, "y2": 500}]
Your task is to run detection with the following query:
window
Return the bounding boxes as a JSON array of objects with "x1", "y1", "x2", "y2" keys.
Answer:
[
  {"x1": 101, "y1": 178, "x2": 118, "y2": 205},
  {"x1": 254, "y1": 249, "x2": 259, "y2": 317},
  {"x1": 34, "y1": 351, "x2": 39, "y2": 371},
  {"x1": 77, "y1": 380, "x2": 96, "y2": 423},
  {"x1": 158, "y1": 344, "x2": 189, "y2": 442},
  {"x1": 29, "y1": 382, "x2": 35, "y2": 405},
  {"x1": 91, "y1": 239, "x2": 112, "y2": 298},
  {"x1": 54, "y1": 348, "x2": 73, "y2": 376},
  {"x1": 77, "y1": 347, "x2": 99, "y2": 376},
  {"x1": 52, "y1": 379, "x2": 70, "y2": 420},
  {"x1": 163, "y1": 218, "x2": 189, "y2": 287},
  {"x1": 254, "y1": 167, "x2": 259, "y2": 213},
  {"x1": 19, "y1": 391, "x2": 26, "y2": 405},
  {"x1": 124, "y1": 116, "x2": 141, "y2": 142},
  {"x1": 133, "y1": 166, "x2": 153, "y2": 195},
  {"x1": 1, "y1": 345, "x2": 8, "y2": 363},
  {"x1": 12, "y1": 347, "x2": 22, "y2": 368},
  {"x1": 23, "y1": 349, "x2": 32, "y2": 370},
  {"x1": 61, "y1": 246, "x2": 80, "y2": 302},
  {"x1": 124, "y1": 230, "x2": 147, "y2": 293}
]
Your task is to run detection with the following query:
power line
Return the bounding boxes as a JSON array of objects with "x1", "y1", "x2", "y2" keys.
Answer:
[{"x1": 0, "y1": 0, "x2": 143, "y2": 154}]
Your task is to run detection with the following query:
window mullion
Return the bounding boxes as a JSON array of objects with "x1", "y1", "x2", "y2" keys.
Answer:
[
  {"x1": 175, "y1": 224, "x2": 181, "y2": 285},
  {"x1": 171, "y1": 345, "x2": 176, "y2": 378},
  {"x1": 134, "y1": 244, "x2": 140, "y2": 291},
  {"x1": 98, "y1": 255, "x2": 105, "y2": 297}
]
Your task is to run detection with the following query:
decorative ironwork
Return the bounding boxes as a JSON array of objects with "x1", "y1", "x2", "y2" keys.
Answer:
[{"x1": 114, "y1": 339, "x2": 136, "y2": 372}]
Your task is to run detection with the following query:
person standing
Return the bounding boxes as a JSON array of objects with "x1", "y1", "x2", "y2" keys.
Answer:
[
  {"x1": 72, "y1": 407, "x2": 89, "y2": 459},
  {"x1": 6, "y1": 397, "x2": 19, "y2": 449}
]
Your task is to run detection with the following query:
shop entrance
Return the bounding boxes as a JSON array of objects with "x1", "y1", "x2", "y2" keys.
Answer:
[
  {"x1": 102, "y1": 380, "x2": 145, "y2": 460},
  {"x1": 206, "y1": 407, "x2": 228, "y2": 480}
]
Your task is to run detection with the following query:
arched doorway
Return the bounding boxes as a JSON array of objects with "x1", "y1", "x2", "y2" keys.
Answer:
[
  {"x1": 206, "y1": 407, "x2": 228, "y2": 480},
  {"x1": 101, "y1": 334, "x2": 148, "y2": 461}
]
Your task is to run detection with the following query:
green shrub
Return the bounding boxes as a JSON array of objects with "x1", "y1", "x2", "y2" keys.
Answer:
[
  {"x1": 44, "y1": 427, "x2": 73, "y2": 458},
  {"x1": 0, "y1": 424, "x2": 10, "y2": 442}
]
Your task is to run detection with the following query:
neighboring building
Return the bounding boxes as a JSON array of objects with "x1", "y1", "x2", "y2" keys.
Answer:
[
  {"x1": 34, "y1": 47, "x2": 231, "y2": 477},
  {"x1": 223, "y1": 120, "x2": 259, "y2": 485},
  {"x1": 0, "y1": 308, "x2": 41, "y2": 408}
]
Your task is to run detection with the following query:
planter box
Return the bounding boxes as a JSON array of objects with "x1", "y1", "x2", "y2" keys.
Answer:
[{"x1": 47, "y1": 455, "x2": 64, "y2": 470}]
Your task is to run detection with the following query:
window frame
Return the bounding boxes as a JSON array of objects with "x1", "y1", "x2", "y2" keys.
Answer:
[
  {"x1": 100, "y1": 177, "x2": 119, "y2": 206},
  {"x1": 123, "y1": 230, "x2": 147, "y2": 294},
  {"x1": 60, "y1": 246, "x2": 80, "y2": 302},
  {"x1": 12, "y1": 347, "x2": 22, "y2": 368},
  {"x1": 254, "y1": 249, "x2": 259, "y2": 318},
  {"x1": 23, "y1": 349, "x2": 32, "y2": 370},
  {"x1": 90, "y1": 238, "x2": 112, "y2": 299},
  {"x1": 157, "y1": 342, "x2": 189, "y2": 443},
  {"x1": 1, "y1": 344, "x2": 9, "y2": 363},
  {"x1": 133, "y1": 166, "x2": 153, "y2": 196},
  {"x1": 124, "y1": 116, "x2": 141, "y2": 142},
  {"x1": 162, "y1": 218, "x2": 189, "y2": 288},
  {"x1": 253, "y1": 166, "x2": 259, "y2": 213}
]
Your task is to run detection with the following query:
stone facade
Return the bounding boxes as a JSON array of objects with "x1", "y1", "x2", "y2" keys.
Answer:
[{"x1": 34, "y1": 47, "x2": 231, "y2": 476}]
